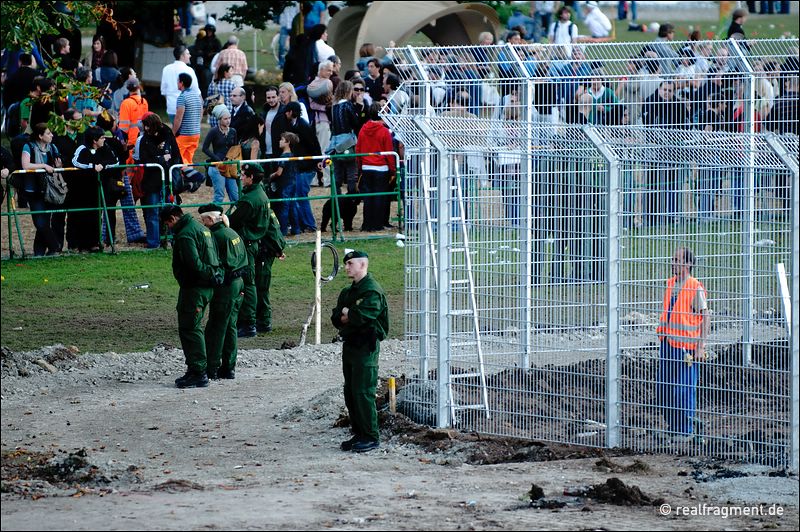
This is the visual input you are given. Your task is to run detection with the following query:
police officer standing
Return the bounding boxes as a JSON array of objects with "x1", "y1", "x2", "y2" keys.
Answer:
[
  {"x1": 228, "y1": 163, "x2": 286, "y2": 337},
  {"x1": 160, "y1": 205, "x2": 224, "y2": 388},
  {"x1": 198, "y1": 203, "x2": 248, "y2": 380},
  {"x1": 331, "y1": 251, "x2": 389, "y2": 453}
]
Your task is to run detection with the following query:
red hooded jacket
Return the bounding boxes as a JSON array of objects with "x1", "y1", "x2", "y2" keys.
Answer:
[{"x1": 356, "y1": 119, "x2": 396, "y2": 173}]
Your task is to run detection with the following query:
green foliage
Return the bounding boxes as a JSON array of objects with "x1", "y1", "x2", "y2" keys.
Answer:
[
  {"x1": 0, "y1": 1, "x2": 111, "y2": 135},
  {"x1": 1, "y1": 239, "x2": 406, "y2": 353},
  {"x1": 221, "y1": 0, "x2": 370, "y2": 31},
  {"x1": 0, "y1": 1, "x2": 101, "y2": 50},
  {"x1": 221, "y1": 1, "x2": 294, "y2": 31}
]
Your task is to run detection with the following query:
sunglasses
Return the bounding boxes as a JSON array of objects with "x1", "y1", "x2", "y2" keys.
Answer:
[{"x1": 353, "y1": 87, "x2": 365, "y2": 91}]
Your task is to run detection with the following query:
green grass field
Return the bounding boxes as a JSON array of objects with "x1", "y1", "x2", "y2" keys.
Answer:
[{"x1": 1, "y1": 238, "x2": 406, "y2": 353}]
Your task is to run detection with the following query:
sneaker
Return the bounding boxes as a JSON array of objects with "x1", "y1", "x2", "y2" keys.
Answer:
[
  {"x1": 340, "y1": 436, "x2": 359, "y2": 451},
  {"x1": 237, "y1": 325, "x2": 257, "y2": 338},
  {"x1": 219, "y1": 368, "x2": 235, "y2": 380},
  {"x1": 256, "y1": 324, "x2": 272, "y2": 333},
  {"x1": 175, "y1": 371, "x2": 209, "y2": 389},
  {"x1": 207, "y1": 368, "x2": 219, "y2": 380},
  {"x1": 351, "y1": 439, "x2": 380, "y2": 453}
]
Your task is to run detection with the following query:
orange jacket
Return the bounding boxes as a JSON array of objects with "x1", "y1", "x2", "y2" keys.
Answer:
[
  {"x1": 657, "y1": 275, "x2": 706, "y2": 349},
  {"x1": 119, "y1": 93, "x2": 149, "y2": 148}
]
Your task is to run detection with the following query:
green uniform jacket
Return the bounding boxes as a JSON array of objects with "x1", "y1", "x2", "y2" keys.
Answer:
[
  {"x1": 171, "y1": 214, "x2": 222, "y2": 287},
  {"x1": 228, "y1": 183, "x2": 271, "y2": 243},
  {"x1": 209, "y1": 222, "x2": 248, "y2": 278},
  {"x1": 331, "y1": 273, "x2": 389, "y2": 345},
  {"x1": 262, "y1": 209, "x2": 286, "y2": 257}
]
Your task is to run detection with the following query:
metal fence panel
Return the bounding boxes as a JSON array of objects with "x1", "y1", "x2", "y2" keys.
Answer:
[{"x1": 388, "y1": 40, "x2": 798, "y2": 469}]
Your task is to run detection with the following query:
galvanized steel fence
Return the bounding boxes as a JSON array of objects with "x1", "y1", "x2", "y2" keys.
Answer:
[{"x1": 386, "y1": 39, "x2": 799, "y2": 469}]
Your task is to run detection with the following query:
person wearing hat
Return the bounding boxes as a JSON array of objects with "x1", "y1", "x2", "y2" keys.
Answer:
[
  {"x1": 331, "y1": 250, "x2": 389, "y2": 453},
  {"x1": 194, "y1": 23, "x2": 221, "y2": 95},
  {"x1": 198, "y1": 203, "x2": 248, "y2": 379},
  {"x1": 202, "y1": 104, "x2": 239, "y2": 203},
  {"x1": 160, "y1": 204, "x2": 224, "y2": 388},
  {"x1": 228, "y1": 163, "x2": 286, "y2": 337}
]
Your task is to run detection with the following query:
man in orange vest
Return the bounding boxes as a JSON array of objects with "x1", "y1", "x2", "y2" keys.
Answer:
[
  {"x1": 118, "y1": 78, "x2": 149, "y2": 152},
  {"x1": 655, "y1": 246, "x2": 710, "y2": 440}
]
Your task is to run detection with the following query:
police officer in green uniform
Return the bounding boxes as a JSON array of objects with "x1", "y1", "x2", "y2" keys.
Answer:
[
  {"x1": 198, "y1": 203, "x2": 248, "y2": 380},
  {"x1": 160, "y1": 205, "x2": 224, "y2": 389},
  {"x1": 228, "y1": 163, "x2": 286, "y2": 338},
  {"x1": 331, "y1": 251, "x2": 389, "y2": 453}
]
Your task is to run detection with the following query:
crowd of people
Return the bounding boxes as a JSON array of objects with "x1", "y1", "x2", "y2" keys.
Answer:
[{"x1": 1, "y1": 1, "x2": 798, "y2": 257}]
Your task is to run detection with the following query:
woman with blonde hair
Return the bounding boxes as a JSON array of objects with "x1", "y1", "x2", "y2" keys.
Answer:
[{"x1": 278, "y1": 82, "x2": 309, "y2": 122}]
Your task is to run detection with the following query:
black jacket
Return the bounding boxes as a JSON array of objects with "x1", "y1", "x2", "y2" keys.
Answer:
[{"x1": 138, "y1": 124, "x2": 182, "y2": 194}]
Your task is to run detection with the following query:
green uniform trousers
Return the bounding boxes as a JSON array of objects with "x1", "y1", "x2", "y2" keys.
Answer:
[
  {"x1": 342, "y1": 343, "x2": 380, "y2": 442},
  {"x1": 255, "y1": 255, "x2": 275, "y2": 329},
  {"x1": 238, "y1": 244, "x2": 275, "y2": 329},
  {"x1": 177, "y1": 285, "x2": 214, "y2": 373},
  {"x1": 205, "y1": 277, "x2": 244, "y2": 373}
]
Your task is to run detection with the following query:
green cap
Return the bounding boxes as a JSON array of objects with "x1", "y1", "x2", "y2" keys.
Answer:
[
  {"x1": 198, "y1": 203, "x2": 224, "y2": 215},
  {"x1": 241, "y1": 162, "x2": 264, "y2": 174},
  {"x1": 343, "y1": 250, "x2": 368, "y2": 262}
]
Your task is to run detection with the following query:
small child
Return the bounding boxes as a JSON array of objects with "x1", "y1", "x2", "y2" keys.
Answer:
[{"x1": 270, "y1": 131, "x2": 301, "y2": 235}]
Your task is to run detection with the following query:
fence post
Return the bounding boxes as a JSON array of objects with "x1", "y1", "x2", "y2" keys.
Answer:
[
  {"x1": 414, "y1": 117, "x2": 452, "y2": 429},
  {"x1": 408, "y1": 48, "x2": 434, "y2": 383},
  {"x1": 764, "y1": 134, "x2": 799, "y2": 471},
  {"x1": 506, "y1": 43, "x2": 533, "y2": 369},
  {"x1": 584, "y1": 125, "x2": 621, "y2": 449},
  {"x1": 730, "y1": 38, "x2": 756, "y2": 367}
]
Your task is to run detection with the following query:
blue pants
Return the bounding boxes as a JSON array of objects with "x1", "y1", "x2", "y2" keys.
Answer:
[
  {"x1": 656, "y1": 340, "x2": 698, "y2": 435},
  {"x1": 295, "y1": 170, "x2": 317, "y2": 231},
  {"x1": 276, "y1": 173, "x2": 301, "y2": 235},
  {"x1": 142, "y1": 191, "x2": 162, "y2": 248},
  {"x1": 208, "y1": 166, "x2": 239, "y2": 204}
]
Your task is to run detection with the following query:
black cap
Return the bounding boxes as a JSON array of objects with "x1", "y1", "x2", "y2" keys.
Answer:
[
  {"x1": 198, "y1": 203, "x2": 224, "y2": 215},
  {"x1": 204, "y1": 23, "x2": 216, "y2": 32},
  {"x1": 343, "y1": 250, "x2": 368, "y2": 262}
]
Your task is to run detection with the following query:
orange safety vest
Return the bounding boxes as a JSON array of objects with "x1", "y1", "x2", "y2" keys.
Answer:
[
  {"x1": 119, "y1": 94, "x2": 149, "y2": 148},
  {"x1": 657, "y1": 275, "x2": 706, "y2": 350}
]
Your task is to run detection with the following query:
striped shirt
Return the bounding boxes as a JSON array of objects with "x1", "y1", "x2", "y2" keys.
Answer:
[{"x1": 176, "y1": 89, "x2": 203, "y2": 136}]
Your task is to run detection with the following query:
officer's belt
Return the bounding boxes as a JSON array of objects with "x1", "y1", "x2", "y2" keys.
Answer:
[{"x1": 224, "y1": 268, "x2": 248, "y2": 285}]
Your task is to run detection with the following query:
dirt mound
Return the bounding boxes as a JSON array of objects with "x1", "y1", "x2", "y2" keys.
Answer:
[
  {"x1": 380, "y1": 411, "x2": 633, "y2": 466},
  {"x1": 587, "y1": 477, "x2": 664, "y2": 506},
  {"x1": 1, "y1": 448, "x2": 143, "y2": 499}
]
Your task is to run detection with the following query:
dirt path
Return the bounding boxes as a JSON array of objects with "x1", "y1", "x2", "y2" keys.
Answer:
[{"x1": 1, "y1": 342, "x2": 797, "y2": 530}]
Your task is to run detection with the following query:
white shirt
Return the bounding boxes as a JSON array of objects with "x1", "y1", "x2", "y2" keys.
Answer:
[
  {"x1": 584, "y1": 6, "x2": 612, "y2": 38},
  {"x1": 548, "y1": 20, "x2": 578, "y2": 45},
  {"x1": 316, "y1": 40, "x2": 336, "y2": 64},
  {"x1": 160, "y1": 60, "x2": 200, "y2": 115}
]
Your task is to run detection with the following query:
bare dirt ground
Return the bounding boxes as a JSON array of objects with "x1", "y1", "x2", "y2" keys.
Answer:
[{"x1": 1, "y1": 341, "x2": 797, "y2": 531}]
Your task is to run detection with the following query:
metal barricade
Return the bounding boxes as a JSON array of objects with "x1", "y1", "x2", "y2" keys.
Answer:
[{"x1": 386, "y1": 39, "x2": 799, "y2": 469}]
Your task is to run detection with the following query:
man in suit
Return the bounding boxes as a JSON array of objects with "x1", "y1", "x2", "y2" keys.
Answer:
[{"x1": 229, "y1": 86, "x2": 255, "y2": 133}]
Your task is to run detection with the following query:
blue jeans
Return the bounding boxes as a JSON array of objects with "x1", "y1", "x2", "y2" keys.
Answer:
[
  {"x1": 657, "y1": 340, "x2": 698, "y2": 435},
  {"x1": 142, "y1": 191, "x2": 162, "y2": 248},
  {"x1": 276, "y1": 173, "x2": 300, "y2": 235},
  {"x1": 295, "y1": 170, "x2": 317, "y2": 231},
  {"x1": 278, "y1": 27, "x2": 291, "y2": 68},
  {"x1": 209, "y1": 166, "x2": 239, "y2": 203}
]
